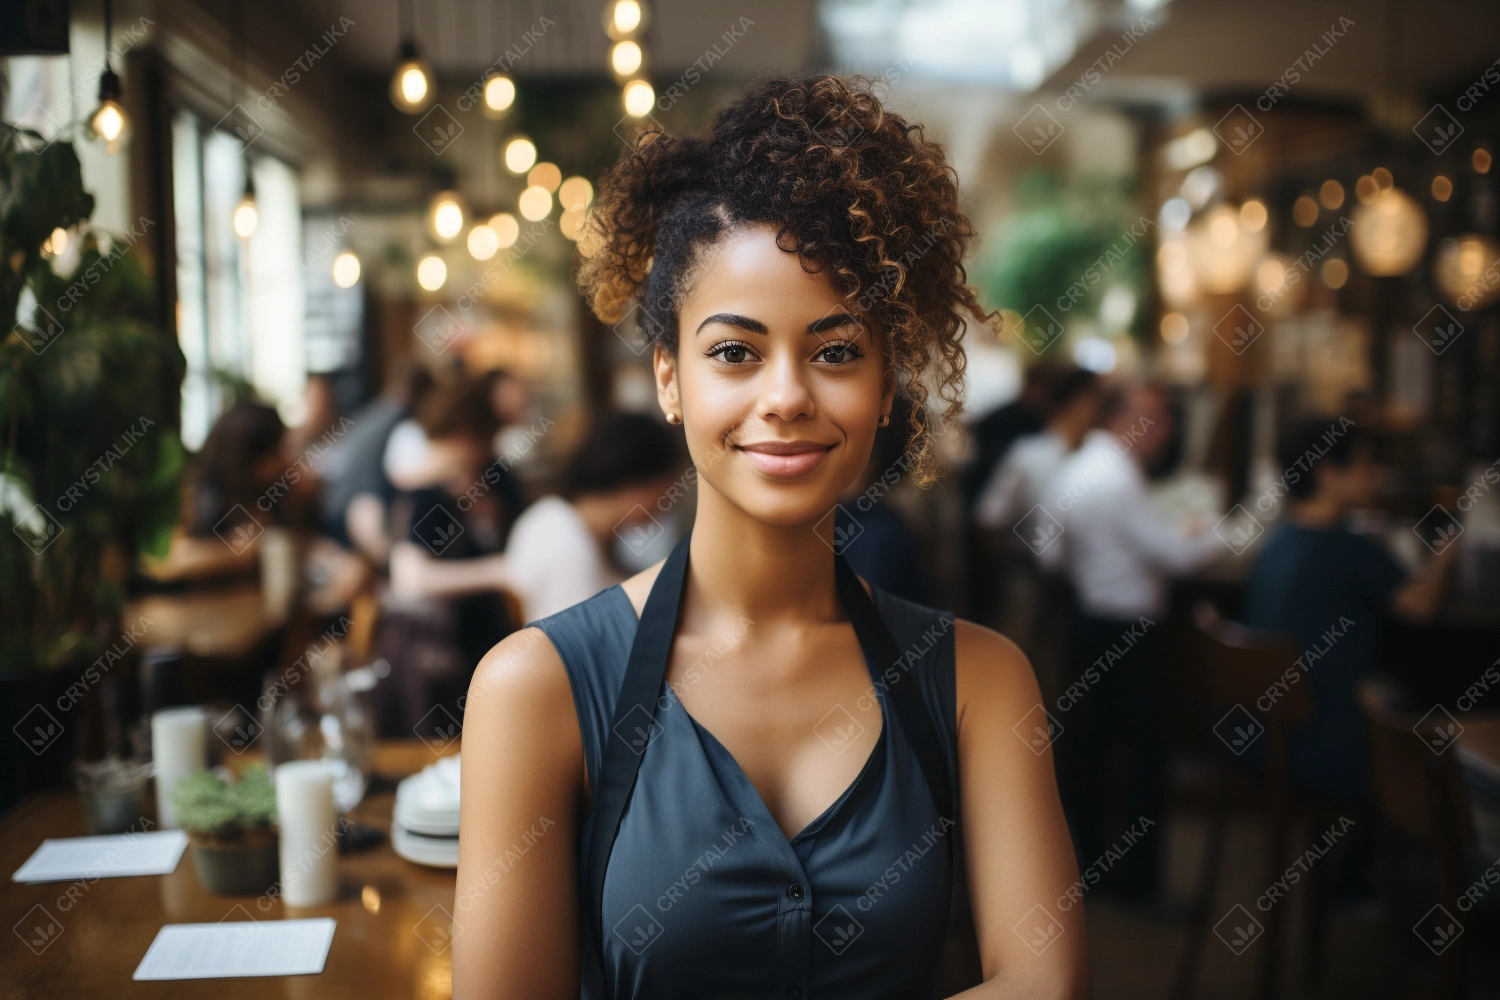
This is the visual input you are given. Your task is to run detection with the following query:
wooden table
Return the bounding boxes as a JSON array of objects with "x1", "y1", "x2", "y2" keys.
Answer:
[
  {"x1": 1, "y1": 741, "x2": 461, "y2": 999},
  {"x1": 124, "y1": 584, "x2": 285, "y2": 661}
]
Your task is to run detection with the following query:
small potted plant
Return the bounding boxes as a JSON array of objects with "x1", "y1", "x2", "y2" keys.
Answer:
[{"x1": 173, "y1": 762, "x2": 279, "y2": 895}]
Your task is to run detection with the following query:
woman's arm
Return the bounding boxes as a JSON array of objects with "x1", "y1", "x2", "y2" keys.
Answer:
[
  {"x1": 388, "y1": 541, "x2": 510, "y2": 600},
  {"x1": 453, "y1": 627, "x2": 586, "y2": 1000},
  {"x1": 949, "y1": 620, "x2": 1091, "y2": 999}
]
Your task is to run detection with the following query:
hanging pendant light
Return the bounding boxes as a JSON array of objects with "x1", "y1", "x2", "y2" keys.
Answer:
[
  {"x1": 227, "y1": 0, "x2": 256, "y2": 239},
  {"x1": 233, "y1": 172, "x2": 259, "y2": 239},
  {"x1": 89, "y1": 0, "x2": 130, "y2": 153},
  {"x1": 390, "y1": 0, "x2": 435, "y2": 113}
]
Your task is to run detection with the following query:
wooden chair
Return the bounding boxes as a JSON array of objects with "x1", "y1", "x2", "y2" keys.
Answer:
[
  {"x1": 1358, "y1": 680, "x2": 1473, "y2": 999},
  {"x1": 1172, "y1": 601, "x2": 1320, "y2": 1000}
]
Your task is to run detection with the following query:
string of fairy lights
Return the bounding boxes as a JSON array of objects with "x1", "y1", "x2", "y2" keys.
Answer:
[{"x1": 383, "y1": 1, "x2": 656, "y2": 293}]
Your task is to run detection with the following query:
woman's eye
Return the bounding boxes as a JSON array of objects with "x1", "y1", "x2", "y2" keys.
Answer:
[
  {"x1": 817, "y1": 342, "x2": 863, "y2": 364},
  {"x1": 710, "y1": 342, "x2": 753, "y2": 364}
]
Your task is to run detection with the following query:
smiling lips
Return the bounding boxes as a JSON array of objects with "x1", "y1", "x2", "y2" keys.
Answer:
[{"x1": 736, "y1": 439, "x2": 835, "y2": 479}]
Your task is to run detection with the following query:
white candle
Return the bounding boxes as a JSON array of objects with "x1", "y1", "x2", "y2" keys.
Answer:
[
  {"x1": 151, "y1": 707, "x2": 207, "y2": 829},
  {"x1": 274, "y1": 760, "x2": 339, "y2": 906}
]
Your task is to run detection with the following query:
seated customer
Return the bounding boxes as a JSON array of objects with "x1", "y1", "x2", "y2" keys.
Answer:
[{"x1": 1242, "y1": 419, "x2": 1458, "y2": 800}]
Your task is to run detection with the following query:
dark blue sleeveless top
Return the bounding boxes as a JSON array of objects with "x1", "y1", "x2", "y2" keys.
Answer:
[{"x1": 531, "y1": 583, "x2": 959, "y2": 1000}]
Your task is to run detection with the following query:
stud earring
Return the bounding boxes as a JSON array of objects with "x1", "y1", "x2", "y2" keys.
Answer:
[
  {"x1": 666, "y1": 412, "x2": 681, "y2": 425},
  {"x1": 878, "y1": 413, "x2": 890, "y2": 427}
]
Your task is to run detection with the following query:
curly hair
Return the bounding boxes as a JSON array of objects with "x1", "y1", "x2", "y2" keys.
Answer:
[{"x1": 574, "y1": 74, "x2": 994, "y2": 485}]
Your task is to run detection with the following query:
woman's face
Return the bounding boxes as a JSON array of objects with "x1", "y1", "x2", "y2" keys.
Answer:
[{"x1": 654, "y1": 223, "x2": 891, "y2": 528}]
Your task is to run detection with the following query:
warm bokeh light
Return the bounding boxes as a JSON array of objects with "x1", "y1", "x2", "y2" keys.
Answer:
[
  {"x1": 527, "y1": 162, "x2": 562, "y2": 193},
  {"x1": 1319, "y1": 180, "x2": 1344, "y2": 210},
  {"x1": 1255, "y1": 257, "x2": 1287, "y2": 297},
  {"x1": 1432, "y1": 175, "x2": 1453, "y2": 202},
  {"x1": 607, "y1": 0, "x2": 643, "y2": 36},
  {"x1": 559, "y1": 176, "x2": 594, "y2": 211},
  {"x1": 1209, "y1": 211, "x2": 1238, "y2": 247},
  {"x1": 1321, "y1": 258, "x2": 1349, "y2": 289},
  {"x1": 1372, "y1": 166, "x2": 1393, "y2": 190},
  {"x1": 610, "y1": 40, "x2": 643, "y2": 77},
  {"x1": 1350, "y1": 187, "x2": 1428, "y2": 276},
  {"x1": 504, "y1": 136, "x2": 537, "y2": 174},
  {"x1": 623, "y1": 79, "x2": 656, "y2": 117},
  {"x1": 484, "y1": 74, "x2": 516, "y2": 114},
  {"x1": 332, "y1": 250, "x2": 361, "y2": 288},
  {"x1": 1474, "y1": 148, "x2": 1493, "y2": 174},
  {"x1": 416, "y1": 254, "x2": 447, "y2": 291},
  {"x1": 1292, "y1": 195, "x2": 1320, "y2": 227},
  {"x1": 41, "y1": 227, "x2": 68, "y2": 257},
  {"x1": 232, "y1": 195, "x2": 258, "y2": 238},
  {"x1": 467, "y1": 224, "x2": 499, "y2": 260},
  {"x1": 1239, "y1": 199, "x2": 1267, "y2": 233},
  {"x1": 1160, "y1": 312, "x2": 1189, "y2": 345},
  {"x1": 430, "y1": 193, "x2": 465, "y2": 242},
  {"x1": 560, "y1": 206, "x2": 586, "y2": 241},
  {"x1": 1355, "y1": 175, "x2": 1379, "y2": 204},
  {"x1": 390, "y1": 51, "x2": 435, "y2": 113},
  {"x1": 90, "y1": 101, "x2": 127, "y2": 144},
  {"x1": 489, "y1": 212, "x2": 520, "y2": 248},
  {"x1": 518, "y1": 185, "x2": 552, "y2": 221},
  {"x1": 1434, "y1": 234, "x2": 1500, "y2": 308}
]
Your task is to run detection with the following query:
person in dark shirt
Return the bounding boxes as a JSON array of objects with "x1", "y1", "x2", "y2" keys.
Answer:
[
  {"x1": 835, "y1": 396, "x2": 933, "y2": 605},
  {"x1": 1242, "y1": 419, "x2": 1458, "y2": 800}
]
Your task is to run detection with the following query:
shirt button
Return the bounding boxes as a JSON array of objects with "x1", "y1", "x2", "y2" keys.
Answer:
[
  {"x1": 788, "y1": 883, "x2": 805, "y2": 901},
  {"x1": 786, "y1": 988, "x2": 802, "y2": 998}
]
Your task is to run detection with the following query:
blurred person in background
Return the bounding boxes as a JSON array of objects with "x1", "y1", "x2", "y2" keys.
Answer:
[
  {"x1": 1040, "y1": 380, "x2": 1223, "y2": 905},
  {"x1": 974, "y1": 366, "x2": 1102, "y2": 696},
  {"x1": 834, "y1": 395, "x2": 932, "y2": 605},
  {"x1": 286, "y1": 373, "x2": 340, "y2": 459},
  {"x1": 388, "y1": 410, "x2": 684, "y2": 624},
  {"x1": 1242, "y1": 419, "x2": 1458, "y2": 803},
  {"x1": 317, "y1": 365, "x2": 434, "y2": 561}
]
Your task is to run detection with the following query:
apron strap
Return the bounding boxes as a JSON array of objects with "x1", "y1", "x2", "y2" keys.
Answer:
[{"x1": 582, "y1": 532, "x2": 957, "y2": 979}]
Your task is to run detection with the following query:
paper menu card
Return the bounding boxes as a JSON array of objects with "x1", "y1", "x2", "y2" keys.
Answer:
[
  {"x1": 133, "y1": 917, "x2": 336, "y2": 980},
  {"x1": 11, "y1": 830, "x2": 189, "y2": 883}
]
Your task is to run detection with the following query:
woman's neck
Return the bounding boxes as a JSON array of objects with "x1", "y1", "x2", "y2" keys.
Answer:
[{"x1": 684, "y1": 479, "x2": 843, "y2": 627}]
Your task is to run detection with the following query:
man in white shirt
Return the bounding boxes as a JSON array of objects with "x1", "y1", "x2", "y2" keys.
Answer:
[{"x1": 1035, "y1": 381, "x2": 1223, "y2": 905}]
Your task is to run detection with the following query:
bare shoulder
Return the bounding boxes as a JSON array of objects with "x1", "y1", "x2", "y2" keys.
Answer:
[
  {"x1": 617, "y1": 557, "x2": 668, "y2": 618},
  {"x1": 952, "y1": 619, "x2": 1043, "y2": 726},
  {"x1": 467, "y1": 626, "x2": 572, "y2": 713}
]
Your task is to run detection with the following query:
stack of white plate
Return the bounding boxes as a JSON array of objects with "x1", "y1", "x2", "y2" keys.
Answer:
[{"x1": 392, "y1": 753, "x2": 460, "y2": 868}]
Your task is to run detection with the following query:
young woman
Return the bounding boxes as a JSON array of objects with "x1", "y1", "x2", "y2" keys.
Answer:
[{"x1": 456, "y1": 75, "x2": 1089, "y2": 999}]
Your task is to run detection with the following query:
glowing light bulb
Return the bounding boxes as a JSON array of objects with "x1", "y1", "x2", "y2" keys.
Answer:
[
  {"x1": 416, "y1": 254, "x2": 447, "y2": 291},
  {"x1": 623, "y1": 79, "x2": 655, "y2": 117},
  {"x1": 389, "y1": 42, "x2": 435, "y2": 113},
  {"x1": 233, "y1": 195, "x2": 258, "y2": 239},
  {"x1": 484, "y1": 74, "x2": 516, "y2": 114},
  {"x1": 610, "y1": 1, "x2": 642, "y2": 35},
  {"x1": 610, "y1": 41, "x2": 643, "y2": 77},
  {"x1": 518, "y1": 185, "x2": 552, "y2": 222},
  {"x1": 430, "y1": 192, "x2": 466, "y2": 242},
  {"x1": 504, "y1": 136, "x2": 537, "y2": 174},
  {"x1": 332, "y1": 251, "x2": 361, "y2": 288}
]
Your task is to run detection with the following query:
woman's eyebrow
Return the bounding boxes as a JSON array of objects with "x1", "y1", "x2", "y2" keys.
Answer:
[
  {"x1": 809, "y1": 312, "x2": 863, "y2": 334},
  {"x1": 695, "y1": 312, "x2": 768, "y2": 335}
]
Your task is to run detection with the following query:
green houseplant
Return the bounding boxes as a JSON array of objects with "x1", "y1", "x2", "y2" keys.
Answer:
[
  {"x1": 172, "y1": 762, "x2": 280, "y2": 895},
  {"x1": 0, "y1": 124, "x2": 186, "y2": 674}
]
